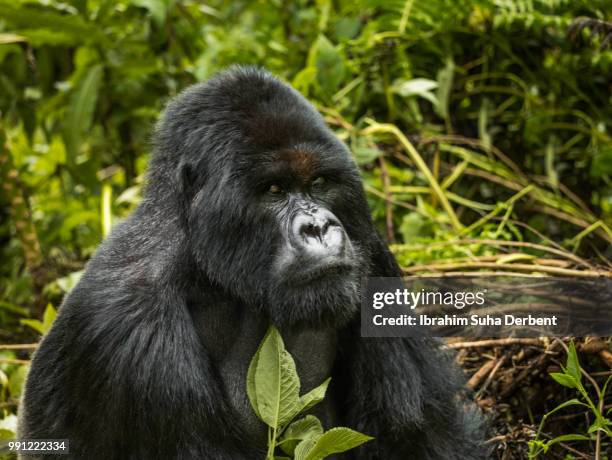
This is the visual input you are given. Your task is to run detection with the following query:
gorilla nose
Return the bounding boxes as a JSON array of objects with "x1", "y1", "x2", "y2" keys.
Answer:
[{"x1": 292, "y1": 210, "x2": 346, "y2": 256}]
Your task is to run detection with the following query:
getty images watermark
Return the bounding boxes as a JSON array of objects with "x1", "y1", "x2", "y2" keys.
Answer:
[{"x1": 361, "y1": 277, "x2": 612, "y2": 338}]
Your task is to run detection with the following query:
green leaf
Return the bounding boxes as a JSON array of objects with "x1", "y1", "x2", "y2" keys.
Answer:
[
  {"x1": 308, "y1": 35, "x2": 345, "y2": 100},
  {"x1": 352, "y1": 136, "x2": 382, "y2": 165},
  {"x1": 20, "y1": 319, "x2": 45, "y2": 335},
  {"x1": 0, "y1": 1, "x2": 104, "y2": 46},
  {"x1": 297, "y1": 427, "x2": 373, "y2": 460},
  {"x1": 247, "y1": 329, "x2": 266, "y2": 420},
  {"x1": 8, "y1": 364, "x2": 28, "y2": 398},
  {"x1": 292, "y1": 67, "x2": 317, "y2": 96},
  {"x1": 400, "y1": 212, "x2": 426, "y2": 241},
  {"x1": 0, "y1": 300, "x2": 29, "y2": 316},
  {"x1": 393, "y1": 78, "x2": 439, "y2": 106},
  {"x1": 590, "y1": 146, "x2": 612, "y2": 178},
  {"x1": 300, "y1": 378, "x2": 331, "y2": 413},
  {"x1": 547, "y1": 433, "x2": 589, "y2": 444},
  {"x1": 42, "y1": 303, "x2": 57, "y2": 334},
  {"x1": 252, "y1": 326, "x2": 301, "y2": 428},
  {"x1": 20, "y1": 304, "x2": 56, "y2": 335},
  {"x1": 550, "y1": 372, "x2": 578, "y2": 389},
  {"x1": 0, "y1": 414, "x2": 17, "y2": 438},
  {"x1": 435, "y1": 58, "x2": 454, "y2": 121},
  {"x1": 130, "y1": 0, "x2": 170, "y2": 27},
  {"x1": 565, "y1": 341, "x2": 581, "y2": 383},
  {"x1": 279, "y1": 415, "x2": 324, "y2": 456},
  {"x1": 55, "y1": 270, "x2": 84, "y2": 293},
  {"x1": 588, "y1": 417, "x2": 612, "y2": 434},
  {"x1": 545, "y1": 399, "x2": 588, "y2": 418},
  {"x1": 294, "y1": 436, "x2": 319, "y2": 460},
  {"x1": 63, "y1": 64, "x2": 103, "y2": 165}
]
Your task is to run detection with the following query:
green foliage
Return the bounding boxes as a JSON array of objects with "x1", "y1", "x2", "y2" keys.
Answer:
[
  {"x1": 528, "y1": 341, "x2": 612, "y2": 458},
  {"x1": 20, "y1": 303, "x2": 56, "y2": 335},
  {"x1": 0, "y1": 0, "x2": 611, "y2": 453},
  {"x1": 247, "y1": 326, "x2": 372, "y2": 460}
]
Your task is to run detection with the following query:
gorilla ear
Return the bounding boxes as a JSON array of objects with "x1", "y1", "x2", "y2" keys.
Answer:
[
  {"x1": 176, "y1": 162, "x2": 199, "y2": 228},
  {"x1": 178, "y1": 162, "x2": 197, "y2": 196}
]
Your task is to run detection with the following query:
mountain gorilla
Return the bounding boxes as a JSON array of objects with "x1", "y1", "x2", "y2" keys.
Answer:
[{"x1": 20, "y1": 67, "x2": 485, "y2": 459}]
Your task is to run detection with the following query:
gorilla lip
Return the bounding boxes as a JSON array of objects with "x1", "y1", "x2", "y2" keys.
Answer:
[{"x1": 288, "y1": 261, "x2": 355, "y2": 285}]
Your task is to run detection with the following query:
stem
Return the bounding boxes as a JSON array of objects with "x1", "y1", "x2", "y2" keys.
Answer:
[
  {"x1": 266, "y1": 425, "x2": 277, "y2": 460},
  {"x1": 362, "y1": 122, "x2": 463, "y2": 232}
]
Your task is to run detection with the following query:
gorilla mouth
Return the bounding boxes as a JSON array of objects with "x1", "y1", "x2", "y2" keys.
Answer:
[{"x1": 289, "y1": 261, "x2": 355, "y2": 285}]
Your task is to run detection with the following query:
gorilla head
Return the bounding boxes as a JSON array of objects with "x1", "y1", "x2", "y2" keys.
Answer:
[{"x1": 151, "y1": 67, "x2": 370, "y2": 326}]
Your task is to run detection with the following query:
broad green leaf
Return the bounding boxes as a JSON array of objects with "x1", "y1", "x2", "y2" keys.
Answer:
[
  {"x1": 353, "y1": 145, "x2": 382, "y2": 165},
  {"x1": 300, "y1": 378, "x2": 331, "y2": 413},
  {"x1": 352, "y1": 137, "x2": 382, "y2": 165},
  {"x1": 294, "y1": 436, "x2": 319, "y2": 460},
  {"x1": 299, "y1": 427, "x2": 373, "y2": 460},
  {"x1": 400, "y1": 212, "x2": 426, "y2": 241},
  {"x1": 550, "y1": 372, "x2": 578, "y2": 389},
  {"x1": 565, "y1": 341, "x2": 581, "y2": 383},
  {"x1": 279, "y1": 415, "x2": 324, "y2": 456},
  {"x1": 292, "y1": 67, "x2": 317, "y2": 96},
  {"x1": 63, "y1": 64, "x2": 103, "y2": 165},
  {"x1": 253, "y1": 326, "x2": 301, "y2": 428},
  {"x1": 8, "y1": 364, "x2": 28, "y2": 398},
  {"x1": 247, "y1": 327, "x2": 269, "y2": 420},
  {"x1": 308, "y1": 35, "x2": 345, "y2": 100}
]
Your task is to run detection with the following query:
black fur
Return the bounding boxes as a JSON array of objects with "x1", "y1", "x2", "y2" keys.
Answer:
[{"x1": 20, "y1": 67, "x2": 486, "y2": 459}]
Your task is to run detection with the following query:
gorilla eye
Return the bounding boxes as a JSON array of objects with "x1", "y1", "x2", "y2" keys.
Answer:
[
  {"x1": 312, "y1": 176, "x2": 326, "y2": 187},
  {"x1": 268, "y1": 183, "x2": 284, "y2": 195}
]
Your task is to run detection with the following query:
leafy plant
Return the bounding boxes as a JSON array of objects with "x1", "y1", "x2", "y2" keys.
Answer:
[
  {"x1": 528, "y1": 341, "x2": 612, "y2": 458},
  {"x1": 247, "y1": 326, "x2": 372, "y2": 460},
  {"x1": 19, "y1": 303, "x2": 56, "y2": 335}
]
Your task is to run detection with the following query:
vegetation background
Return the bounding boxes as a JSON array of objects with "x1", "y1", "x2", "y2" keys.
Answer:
[{"x1": 0, "y1": 0, "x2": 611, "y2": 458}]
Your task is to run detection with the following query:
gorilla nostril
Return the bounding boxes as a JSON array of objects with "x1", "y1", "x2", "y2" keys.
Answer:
[{"x1": 302, "y1": 223, "x2": 322, "y2": 240}]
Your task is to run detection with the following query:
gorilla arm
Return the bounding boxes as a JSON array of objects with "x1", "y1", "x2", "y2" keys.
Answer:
[
  {"x1": 19, "y1": 244, "x2": 252, "y2": 460},
  {"x1": 334, "y1": 233, "x2": 486, "y2": 460}
]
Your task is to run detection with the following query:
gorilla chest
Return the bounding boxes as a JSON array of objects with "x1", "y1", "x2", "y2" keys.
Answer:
[{"x1": 193, "y1": 304, "x2": 340, "y2": 446}]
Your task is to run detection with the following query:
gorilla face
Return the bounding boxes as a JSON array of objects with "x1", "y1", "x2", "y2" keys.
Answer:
[
  {"x1": 238, "y1": 142, "x2": 366, "y2": 326},
  {"x1": 156, "y1": 68, "x2": 372, "y2": 326},
  {"x1": 190, "y1": 140, "x2": 366, "y2": 326}
]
